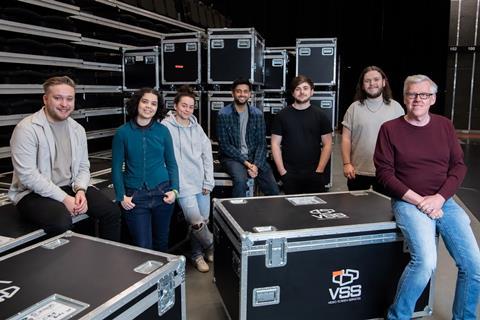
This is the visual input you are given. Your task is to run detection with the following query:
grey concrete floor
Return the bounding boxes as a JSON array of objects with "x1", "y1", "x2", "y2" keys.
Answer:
[{"x1": 184, "y1": 135, "x2": 480, "y2": 319}]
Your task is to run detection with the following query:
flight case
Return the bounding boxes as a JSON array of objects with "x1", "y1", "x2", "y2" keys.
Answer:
[
  {"x1": 296, "y1": 38, "x2": 337, "y2": 86},
  {"x1": 207, "y1": 28, "x2": 265, "y2": 85},
  {"x1": 0, "y1": 231, "x2": 186, "y2": 319},
  {"x1": 161, "y1": 32, "x2": 203, "y2": 85},
  {"x1": 212, "y1": 191, "x2": 434, "y2": 320},
  {"x1": 122, "y1": 46, "x2": 161, "y2": 91}
]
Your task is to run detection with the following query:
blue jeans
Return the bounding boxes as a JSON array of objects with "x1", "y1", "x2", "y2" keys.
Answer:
[
  {"x1": 387, "y1": 198, "x2": 480, "y2": 319},
  {"x1": 123, "y1": 182, "x2": 174, "y2": 252},
  {"x1": 178, "y1": 193, "x2": 213, "y2": 260},
  {"x1": 221, "y1": 158, "x2": 279, "y2": 197}
]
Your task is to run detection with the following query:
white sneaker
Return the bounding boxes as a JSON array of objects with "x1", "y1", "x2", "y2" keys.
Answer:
[{"x1": 194, "y1": 256, "x2": 209, "y2": 273}]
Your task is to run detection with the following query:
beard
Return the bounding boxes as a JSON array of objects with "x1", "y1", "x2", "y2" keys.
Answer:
[
  {"x1": 365, "y1": 88, "x2": 383, "y2": 99},
  {"x1": 293, "y1": 96, "x2": 310, "y2": 105},
  {"x1": 233, "y1": 97, "x2": 248, "y2": 106}
]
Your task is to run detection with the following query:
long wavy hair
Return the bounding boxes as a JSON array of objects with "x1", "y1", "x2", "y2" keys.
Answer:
[{"x1": 354, "y1": 66, "x2": 393, "y2": 104}]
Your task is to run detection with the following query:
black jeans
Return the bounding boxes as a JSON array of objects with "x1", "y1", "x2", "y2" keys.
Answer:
[
  {"x1": 17, "y1": 186, "x2": 121, "y2": 241},
  {"x1": 346, "y1": 175, "x2": 388, "y2": 195},
  {"x1": 281, "y1": 170, "x2": 325, "y2": 195}
]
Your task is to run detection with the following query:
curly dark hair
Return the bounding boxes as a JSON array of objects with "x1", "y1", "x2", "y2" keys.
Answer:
[
  {"x1": 231, "y1": 78, "x2": 252, "y2": 92},
  {"x1": 126, "y1": 88, "x2": 165, "y2": 120},
  {"x1": 354, "y1": 66, "x2": 393, "y2": 104}
]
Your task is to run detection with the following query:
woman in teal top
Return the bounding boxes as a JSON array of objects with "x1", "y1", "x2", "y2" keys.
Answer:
[{"x1": 112, "y1": 88, "x2": 179, "y2": 251}]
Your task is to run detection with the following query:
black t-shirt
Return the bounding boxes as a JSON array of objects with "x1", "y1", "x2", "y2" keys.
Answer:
[{"x1": 271, "y1": 104, "x2": 332, "y2": 172}]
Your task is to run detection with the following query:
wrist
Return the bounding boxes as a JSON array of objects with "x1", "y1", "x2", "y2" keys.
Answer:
[
  {"x1": 75, "y1": 188, "x2": 86, "y2": 194},
  {"x1": 171, "y1": 189, "x2": 179, "y2": 198},
  {"x1": 343, "y1": 162, "x2": 351, "y2": 166}
]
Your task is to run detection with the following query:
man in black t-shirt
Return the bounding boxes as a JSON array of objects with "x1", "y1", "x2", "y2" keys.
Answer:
[{"x1": 271, "y1": 75, "x2": 333, "y2": 194}]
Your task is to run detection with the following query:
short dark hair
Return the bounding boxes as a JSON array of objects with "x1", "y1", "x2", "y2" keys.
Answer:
[
  {"x1": 354, "y1": 66, "x2": 393, "y2": 104},
  {"x1": 174, "y1": 85, "x2": 197, "y2": 104},
  {"x1": 232, "y1": 78, "x2": 252, "y2": 91},
  {"x1": 290, "y1": 75, "x2": 314, "y2": 92},
  {"x1": 126, "y1": 88, "x2": 165, "y2": 120},
  {"x1": 43, "y1": 76, "x2": 76, "y2": 93}
]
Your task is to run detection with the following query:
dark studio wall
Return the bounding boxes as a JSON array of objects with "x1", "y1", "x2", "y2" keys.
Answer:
[{"x1": 212, "y1": 0, "x2": 450, "y2": 126}]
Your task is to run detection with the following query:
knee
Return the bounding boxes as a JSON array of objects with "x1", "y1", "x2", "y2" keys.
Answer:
[
  {"x1": 45, "y1": 215, "x2": 72, "y2": 235},
  {"x1": 411, "y1": 253, "x2": 437, "y2": 276}
]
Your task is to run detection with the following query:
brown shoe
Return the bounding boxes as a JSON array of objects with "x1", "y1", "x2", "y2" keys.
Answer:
[{"x1": 194, "y1": 256, "x2": 209, "y2": 273}]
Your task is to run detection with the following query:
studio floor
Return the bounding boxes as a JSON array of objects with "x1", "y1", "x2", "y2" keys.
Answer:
[{"x1": 180, "y1": 134, "x2": 480, "y2": 320}]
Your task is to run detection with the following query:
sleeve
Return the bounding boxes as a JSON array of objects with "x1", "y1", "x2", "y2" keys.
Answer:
[
  {"x1": 163, "y1": 128, "x2": 179, "y2": 191},
  {"x1": 373, "y1": 124, "x2": 409, "y2": 199},
  {"x1": 271, "y1": 109, "x2": 283, "y2": 136},
  {"x1": 111, "y1": 129, "x2": 126, "y2": 202},
  {"x1": 73, "y1": 125, "x2": 90, "y2": 192},
  {"x1": 217, "y1": 112, "x2": 248, "y2": 163},
  {"x1": 200, "y1": 130, "x2": 215, "y2": 191},
  {"x1": 252, "y1": 112, "x2": 267, "y2": 168},
  {"x1": 341, "y1": 104, "x2": 354, "y2": 130},
  {"x1": 10, "y1": 122, "x2": 67, "y2": 202},
  {"x1": 437, "y1": 122, "x2": 467, "y2": 199}
]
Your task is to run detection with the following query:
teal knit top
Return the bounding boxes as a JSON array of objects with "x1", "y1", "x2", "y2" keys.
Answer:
[{"x1": 112, "y1": 120, "x2": 179, "y2": 202}]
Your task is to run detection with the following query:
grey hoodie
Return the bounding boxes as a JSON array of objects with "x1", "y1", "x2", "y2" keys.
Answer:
[{"x1": 162, "y1": 113, "x2": 214, "y2": 197}]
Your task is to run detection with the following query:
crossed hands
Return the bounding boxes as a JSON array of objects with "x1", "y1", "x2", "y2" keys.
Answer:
[
  {"x1": 417, "y1": 194, "x2": 445, "y2": 220},
  {"x1": 63, "y1": 191, "x2": 88, "y2": 216}
]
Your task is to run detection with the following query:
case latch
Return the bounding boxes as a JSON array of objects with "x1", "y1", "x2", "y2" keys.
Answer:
[
  {"x1": 157, "y1": 272, "x2": 175, "y2": 316},
  {"x1": 265, "y1": 238, "x2": 287, "y2": 268}
]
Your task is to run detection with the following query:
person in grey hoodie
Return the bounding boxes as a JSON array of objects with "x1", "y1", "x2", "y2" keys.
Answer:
[{"x1": 162, "y1": 86, "x2": 215, "y2": 273}]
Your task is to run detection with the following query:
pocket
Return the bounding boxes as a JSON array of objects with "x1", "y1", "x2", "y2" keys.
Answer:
[{"x1": 125, "y1": 188, "x2": 138, "y2": 198}]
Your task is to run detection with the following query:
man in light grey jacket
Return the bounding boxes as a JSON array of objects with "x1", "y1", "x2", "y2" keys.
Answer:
[{"x1": 9, "y1": 76, "x2": 120, "y2": 240}]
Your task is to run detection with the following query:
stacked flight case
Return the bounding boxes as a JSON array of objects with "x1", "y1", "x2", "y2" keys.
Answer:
[
  {"x1": 161, "y1": 32, "x2": 203, "y2": 85},
  {"x1": 296, "y1": 38, "x2": 337, "y2": 86},
  {"x1": 207, "y1": 28, "x2": 265, "y2": 85},
  {"x1": 213, "y1": 191, "x2": 434, "y2": 320},
  {"x1": 263, "y1": 49, "x2": 289, "y2": 92},
  {"x1": 0, "y1": 231, "x2": 186, "y2": 319},
  {"x1": 122, "y1": 46, "x2": 162, "y2": 91}
]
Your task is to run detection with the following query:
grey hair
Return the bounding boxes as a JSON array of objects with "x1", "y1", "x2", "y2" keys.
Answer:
[{"x1": 403, "y1": 74, "x2": 438, "y2": 95}]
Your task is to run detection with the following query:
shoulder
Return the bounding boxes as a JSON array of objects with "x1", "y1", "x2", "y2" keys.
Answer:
[
  {"x1": 388, "y1": 99, "x2": 404, "y2": 109},
  {"x1": 218, "y1": 104, "x2": 233, "y2": 116},
  {"x1": 382, "y1": 116, "x2": 403, "y2": 129},
  {"x1": 68, "y1": 118, "x2": 86, "y2": 133},
  {"x1": 248, "y1": 105, "x2": 263, "y2": 116},
  {"x1": 431, "y1": 114, "x2": 454, "y2": 127}
]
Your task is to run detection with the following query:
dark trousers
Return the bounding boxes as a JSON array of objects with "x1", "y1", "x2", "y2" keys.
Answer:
[
  {"x1": 123, "y1": 182, "x2": 174, "y2": 252},
  {"x1": 17, "y1": 186, "x2": 121, "y2": 241},
  {"x1": 347, "y1": 175, "x2": 388, "y2": 195},
  {"x1": 281, "y1": 170, "x2": 326, "y2": 195},
  {"x1": 221, "y1": 158, "x2": 280, "y2": 197}
]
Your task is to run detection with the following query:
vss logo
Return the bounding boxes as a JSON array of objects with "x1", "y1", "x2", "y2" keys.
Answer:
[
  {"x1": 310, "y1": 209, "x2": 349, "y2": 220},
  {"x1": 328, "y1": 269, "x2": 362, "y2": 303},
  {"x1": 0, "y1": 280, "x2": 20, "y2": 303}
]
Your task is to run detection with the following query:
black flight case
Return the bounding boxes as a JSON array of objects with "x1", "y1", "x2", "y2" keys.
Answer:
[
  {"x1": 212, "y1": 190, "x2": 434, "y2": 320},
  {"x1": 0, "y1": 231, "x2": 186, "y2": 319}
]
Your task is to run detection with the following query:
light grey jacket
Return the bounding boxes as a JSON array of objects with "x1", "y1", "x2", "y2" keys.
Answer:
[
  {"x1": 162, "y1": 113, "x2": 214, "y2": 197},
  {"x1": 8, "y1": 107, "x2": 90, "y2": 204}
]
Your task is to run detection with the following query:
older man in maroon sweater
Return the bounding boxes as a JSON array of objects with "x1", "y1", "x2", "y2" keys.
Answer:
[{"x1": 374, "y1": 74, "x2": 480, "y2": 319}]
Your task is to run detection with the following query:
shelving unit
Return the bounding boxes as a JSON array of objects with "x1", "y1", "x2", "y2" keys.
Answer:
[{"x1": 0, "y1": 0, "x2": 207, "y2": 171}]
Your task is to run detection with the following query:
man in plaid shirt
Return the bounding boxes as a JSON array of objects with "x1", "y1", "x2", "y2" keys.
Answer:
[{"x1": 217, "y1": 79, "x2": 279, "y2": 197}]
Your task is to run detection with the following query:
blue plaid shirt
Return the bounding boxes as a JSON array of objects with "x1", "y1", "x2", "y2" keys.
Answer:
[{"x1": 216, "y1": 104, "x2": 268, "y2": 170}]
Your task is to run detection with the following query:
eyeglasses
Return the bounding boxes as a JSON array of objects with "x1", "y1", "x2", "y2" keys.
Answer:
[{"x1": 405, "y1": 92, "x2": 434, "y2": 100}]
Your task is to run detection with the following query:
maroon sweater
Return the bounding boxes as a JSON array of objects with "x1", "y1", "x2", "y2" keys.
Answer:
[{"x1": 374, "y1": 114, "x2": 466, "y2": 200}]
